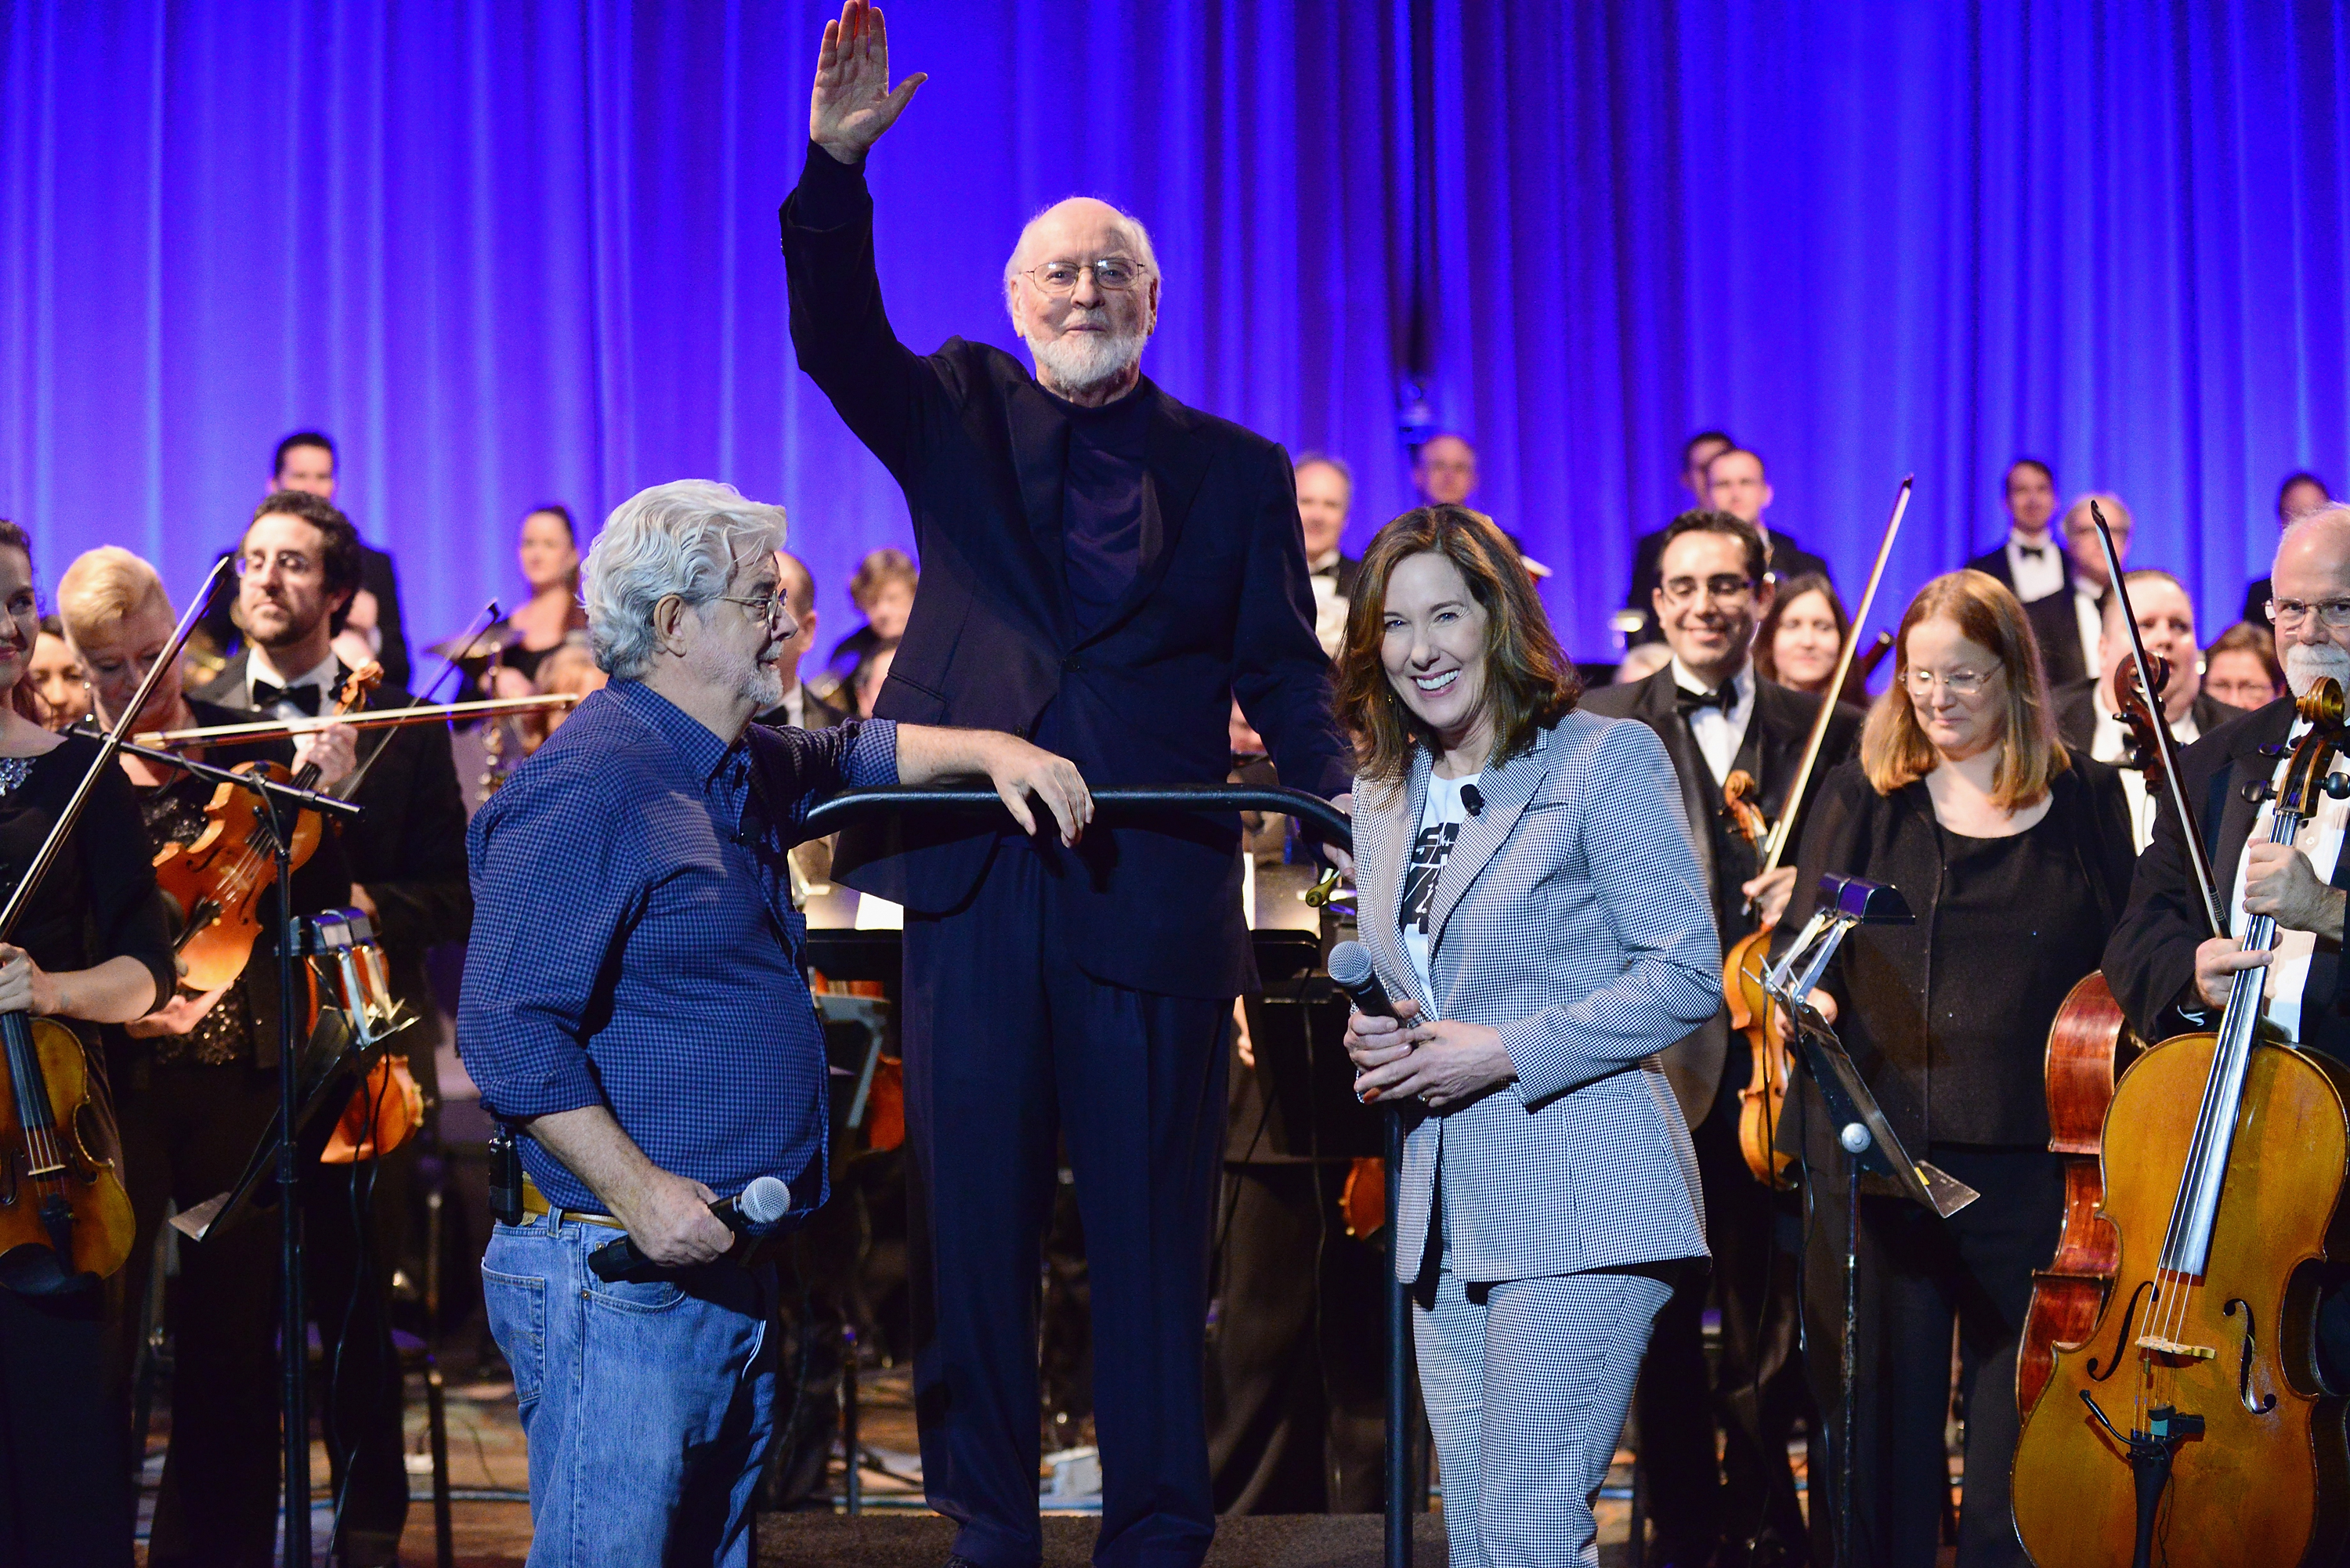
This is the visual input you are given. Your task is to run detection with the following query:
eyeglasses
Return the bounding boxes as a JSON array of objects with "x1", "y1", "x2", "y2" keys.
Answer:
[
  {"x1": 1019, "y1": 258, "x2": 1149, "y2": 296},
  {"x1": 1659, "y1": 574, "x2": 1755, "y2": 606},
  {"x1": 1904, "y1": 664, "x2": 2002, "y2": 697},
  {"x1": 714, "y1": 592, "x2": 793, "y2": 627},
  {"x1": 2268, "y1": 597, "x2": 2350, "y2": 630},
  {"x1": 236, "y1": 550, "x2": 320, "y2": 580}
]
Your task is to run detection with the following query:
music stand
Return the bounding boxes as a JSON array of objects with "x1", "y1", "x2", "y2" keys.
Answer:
[{"x1": 1761, "y1": 873, "x2": 1979, "y2": 1566}]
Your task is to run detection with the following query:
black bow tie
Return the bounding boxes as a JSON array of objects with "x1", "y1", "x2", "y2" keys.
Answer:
[
  {"x1": 1676, "y1": 683, "x2": 1735, "y2": 717},
  {"x1": 254, "y1": 679, "x2": 322, "y2": 716},
  {"x1": 2016, "y1": 542, "x2": 2049, "y2": 560}
]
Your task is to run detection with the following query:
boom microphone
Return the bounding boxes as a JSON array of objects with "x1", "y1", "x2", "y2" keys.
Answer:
[
  {"x1": 587, "y1": 1175, "x2": 792, "y2": 1281},
  {"x1": 1327, "y1": 939, "x2": 1401, "y2": 1021}
]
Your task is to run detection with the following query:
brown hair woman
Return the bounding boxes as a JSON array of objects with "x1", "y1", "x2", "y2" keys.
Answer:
[
  {"x1": 1338, "y1": 504, "x2": 1722, "y2": 1565},
  {"x1": 1778, "y1": 569, "x2": 2135, "y2": 1563}
]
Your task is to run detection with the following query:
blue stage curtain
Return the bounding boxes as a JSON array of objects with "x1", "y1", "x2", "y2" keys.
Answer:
[{"x1": 4, "y1": 2, "x2": 2348, "y2": 659}]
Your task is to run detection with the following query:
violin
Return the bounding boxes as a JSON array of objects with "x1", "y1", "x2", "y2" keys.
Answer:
[
  {"x1": 2012, "y1": 675, "x2": 2350, "y2": 1566},
  {"x1": 1724, "y1": 475, "x2": 1913, "y2": 1187},
  {"x1": 152, "y1": 663, "x2": 382, "y2": 992},
  {"x1": 0, "y1": 560, "x2": 228, "y2": 1291}
]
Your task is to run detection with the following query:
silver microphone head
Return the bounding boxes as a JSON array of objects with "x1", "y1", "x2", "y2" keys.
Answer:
[
  {"x1": 1327, "y1": 940, "x2": 1374, "y2": 989},
  {"x1": 738, "y1": 1176, "x2": 792, "y2": 1225}
]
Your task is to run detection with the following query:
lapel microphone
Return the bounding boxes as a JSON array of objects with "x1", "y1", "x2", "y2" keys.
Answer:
[{"x1": 1462, "y1": 783, "x2": 1484, "y2": 817}]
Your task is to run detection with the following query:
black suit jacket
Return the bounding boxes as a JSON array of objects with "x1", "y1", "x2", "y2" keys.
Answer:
[
  {"x1": 2051, "y1": 677, "x2": 2236, "y2": 756},
  {"x1": 1579, "y1": 665, "x2": 1864, "y2": 1121},
  {"x1": 1964, "y1": 538, "x2": 2072, "y2": 603},
  {"x1": 2104, "y1": 695, "x2": 2350, "y2": 1060},
  {"x1": 2026, "y1": 587, "x2": 2102, "y2": 691},
  {"x1": 1624, "y1": 523, "x2": 1833, "y2": 647},
  {"x1": 188, "y1": 654, "x2": 472, "y2": 1066},
  {"x1": 781, "y1": 147, "x2": 1348, "y2": 998}
]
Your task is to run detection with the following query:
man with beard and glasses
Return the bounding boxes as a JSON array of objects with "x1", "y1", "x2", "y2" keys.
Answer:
[
  {"x1": 2105, "y1": 501, "x2": 2350, "y2": 1395},
  {"x1": 779, "y1": 7, "x2": 1352, "y2": 1566},
  {"x1": 461, "y1": 481, "x2": 1090, "y2": 1565}
]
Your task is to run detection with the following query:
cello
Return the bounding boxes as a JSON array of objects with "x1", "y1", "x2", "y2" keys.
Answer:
[
  {"x1": 1726, "y1": 476, "x2": 1912, "y2": 1186},
  {"x1": 2011, "y1": 676, "x2": 2350, "y2": 1566}
]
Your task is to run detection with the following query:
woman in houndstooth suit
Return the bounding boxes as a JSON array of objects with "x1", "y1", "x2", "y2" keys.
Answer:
[{"x1": 1338, "y1": 506, "x2": 1725, "y2": 1567}]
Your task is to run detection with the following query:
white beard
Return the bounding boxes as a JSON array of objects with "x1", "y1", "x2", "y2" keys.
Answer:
[
  {"x1": 1029, "y1": 325, "x2": 1147, "y2": 396},
  {"x1": 2283, "y1": 641, "x2": 2350, "y2": 698}
]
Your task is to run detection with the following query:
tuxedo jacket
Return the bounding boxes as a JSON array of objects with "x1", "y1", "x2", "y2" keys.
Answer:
[
  {"x1": 188, "y1": 654, "x2": 472, "y2": 1064},
  {"x1": 2026, "y1": 587, "x2": 2102, "y2": 691},
  {"x1": 2050, "y1": 677, "x2": 2236, "y2": 757},
  {"x1": 781, "y1": 150, "x2": 1349, "y2": 998},
  {"x1": 1579, "y1": 665, "x2": 1864, "y2": 1122},
  {"x1": 1965, "y1": 539, "x2": 2072, "y2": 603},
  {"x1": 2104, "y1": 694, "x2": 2350, "y2": 1060}
]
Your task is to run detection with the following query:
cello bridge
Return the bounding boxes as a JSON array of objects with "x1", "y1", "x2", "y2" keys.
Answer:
[{"x1": 2135, "y1": 1333, "x2": 2218, "y2": 1360}]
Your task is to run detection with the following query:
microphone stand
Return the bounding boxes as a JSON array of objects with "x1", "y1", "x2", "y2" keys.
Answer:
[{"x1": 79, "y1": 727, "x2": 363, "y2": 1568}]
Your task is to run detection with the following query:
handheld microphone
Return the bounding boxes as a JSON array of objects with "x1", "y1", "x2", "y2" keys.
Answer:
[
  {"x1": 587, "y1": 1176, "x2": 792, "y2": 1282},
  {"x1": 1461, "y1": 783, "x2": 1484, "y2": 817},
  {"x1": 1327, "y1": 939, "x2": 1400, "y2": 1021}
]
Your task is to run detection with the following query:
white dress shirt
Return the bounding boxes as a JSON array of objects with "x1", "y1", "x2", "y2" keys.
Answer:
[
  {"x1": 2070, "y1": 588, "x2": 2103, "y2": 681},
  {"x1": 2229, "y1": 720, "x2": 2350, "y2": 1041},
  {"x1": 245, "y1": 647, "x2": 343, "y2": 719},
  {"x1": 1307, "y1": 549, "x2": 1348, "y2": 658},
  {"x1": 2003, "y1": 531, "x2": 2065, "y2": 603},
  {"x1": 2088, "y1": 692, "x2": 2204, "y2": 851},
  {"x1": 1671, "y1": 658, "x2": 1753, "y2": 787}
]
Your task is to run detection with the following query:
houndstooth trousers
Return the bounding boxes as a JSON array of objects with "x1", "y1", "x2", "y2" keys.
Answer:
[{"x1": 1415, "y1": 1257, "x2": 1674, "y2": 1568}]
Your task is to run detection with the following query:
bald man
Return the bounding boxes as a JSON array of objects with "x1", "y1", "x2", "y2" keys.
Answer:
[{"x1": 781, "y1": 7, "x2": 1351, "y2": 1566}]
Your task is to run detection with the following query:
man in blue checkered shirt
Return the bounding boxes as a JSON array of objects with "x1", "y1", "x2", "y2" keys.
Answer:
[{"x1": 458, "y1": 480, "x2": 1091, "y2": 1567}]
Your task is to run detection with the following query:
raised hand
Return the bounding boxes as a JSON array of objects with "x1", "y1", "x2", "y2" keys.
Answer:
[{"x1": 810, "y1": 0, "x2": 926, "y2": 165}]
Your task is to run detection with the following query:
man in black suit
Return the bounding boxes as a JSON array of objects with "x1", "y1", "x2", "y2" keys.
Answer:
[
  {"x1": 1583, "y1": 510, "x2": 1861, "y2": 1568},
  {"x1": 143, "y1": 489, "x2": 468, "y2": 1565},
  {"x1": 781, "y1": 8, "x2": 1351, "y2": 1566},
  {"x1": 2241, "y1": 471, "x2": 2334, "y2": 629},
  {"x1": 2050, "y1": 569, "x2": 2234, "y2": 848},
  {"x1": 1625, "y1": 431, "x2": 1738, "y2": 647},
  {"x1": 1965, "y1": 457, "x2": 2068, "y2": 605},
  {"x1": 2026, "y1": 490, "x2": 2135, "y2": 690},
  {"x1": 1295, "y1": 453, "x2": 1360, "y2": 656},
  {"x1": 1626, "y1": 441, "x2": 1831, "y2": 652}
]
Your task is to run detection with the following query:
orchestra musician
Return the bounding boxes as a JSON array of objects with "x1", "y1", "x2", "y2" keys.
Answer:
[
  {"x1": 458, "y1": 479, "x2": 1090, "y2": 1564},
  {"x1": 2023, "y1": 493, "x2": 2133, "y2": 691},
  {"x1": 781, "y1": 9, "x2": 1353, "y2": 1565},
  {"x1": 1963, "y1": 459, "x2": 2067, "y2": 605},
  {"x1": 1781, "y1": 569, "x2": 2135, "y2": 1566},
  {"x1": 477, "y1": 504, "x2": 588, "y2": 695},
  {"x1": 81, "y1": 490, "x2": 471, "y2": 1566},
  {"x1": 1585, "y1": 511, "x2": 1863, "y2": 1568},
  {"x1": 2202, "y1": 619, "x2": 2285, "y2": 711},
  {"x1": 2048, "y1": 569, "x2": 2233, "y2": 848},
  {"x1": 0, "y1": 523, "x2": 175, "y2": 1568},
  {"x1": 2103, "y1": 504, "x2": 2350, "y2": 1385},
  {"x1": 1339, "y1": 505, "x2": 1720, "y2": 1568},
  {"x1": 27, "y1": 615, "x2": 84, "y2": 732}
]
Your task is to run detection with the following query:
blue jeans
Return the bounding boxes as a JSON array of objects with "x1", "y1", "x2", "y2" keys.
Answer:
[{"x1": 483, "y1": 1213, "x2": 778, "y2": 1567}]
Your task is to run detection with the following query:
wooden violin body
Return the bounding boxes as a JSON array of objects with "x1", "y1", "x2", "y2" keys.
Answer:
[
  {"x1": 0, "y1": 1012, "x2": 134, "y2": 1290},
  {"x1": 1727, "y1": 927, "x2": 1794, "y2": 1188},
  {"x1": 153, "y1": 759, "x2": 326, "y2": 991},
  {"x1": 2012, "y1": 1031, "x2": 2350, "y2": 1565},
  {"x1": 2017, "y1": 972, "x2": 2138, "y2": 1414}
]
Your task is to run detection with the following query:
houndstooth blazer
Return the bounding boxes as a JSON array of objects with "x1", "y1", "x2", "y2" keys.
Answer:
[{"x1": 1356, "y1": 710, "x2": 1721, "y2": 1284}]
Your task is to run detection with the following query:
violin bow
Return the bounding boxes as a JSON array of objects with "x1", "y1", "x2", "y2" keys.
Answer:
[
  {"x1": 0, "y1": 555, "x2": 233, "y2": 941},
  {"x1": 336, "y1": 598, "x2": 502, "y2": 800},
  {"x1": 2088, "y1": 500, "x2": 2225, "y2": 937},
  {"x1": 1759, "y1": 475, "x2": 1914, "y2": 872}
]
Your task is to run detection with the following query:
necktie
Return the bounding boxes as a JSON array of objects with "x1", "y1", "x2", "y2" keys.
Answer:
[
  {"x1": 1676, "y1": 684, "x2": 1734, "y2": 718},
  {"x1": 254, "y1": 680, "x2": 322, "y2": 715}
]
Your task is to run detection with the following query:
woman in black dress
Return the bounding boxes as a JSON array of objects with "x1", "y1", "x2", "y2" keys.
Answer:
[
  {"x1": 1782, "y1": 569, "x2": 2135, "y2": 1566},
  {"x1": 0, "y1": 522, "x2": 175, "y2": 1567}
]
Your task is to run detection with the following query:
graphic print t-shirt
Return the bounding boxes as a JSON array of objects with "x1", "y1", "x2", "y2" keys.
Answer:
[{"x1": 1401, "y1": 772, "x2": 1480, "y2": 997}]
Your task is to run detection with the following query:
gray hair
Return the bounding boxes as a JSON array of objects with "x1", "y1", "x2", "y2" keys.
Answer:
[
  {"x1": 584, "y1": 480, "x2": 787, "y2": 680},
  {"x1": 1293, "y1": 452, "x2": 1354, "y2": 491},
  {"x1": 2278, "y1": 501, "x2": 2350, "y2": 568},
  {"x1": 1000, "y1": 199, "x2": 1161, "y2": 327}
]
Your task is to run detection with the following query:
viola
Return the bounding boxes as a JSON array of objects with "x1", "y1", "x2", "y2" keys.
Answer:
[
  {"x1": 2012, "y1": 676, "x2": 2350, "y2": 1566},
  {"x1": 1725, "y1": 475, "x2": 1913, "y2": 1187},
  {"x1": 152, "y1": 663, "x2": 381, "y2": 991}
]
